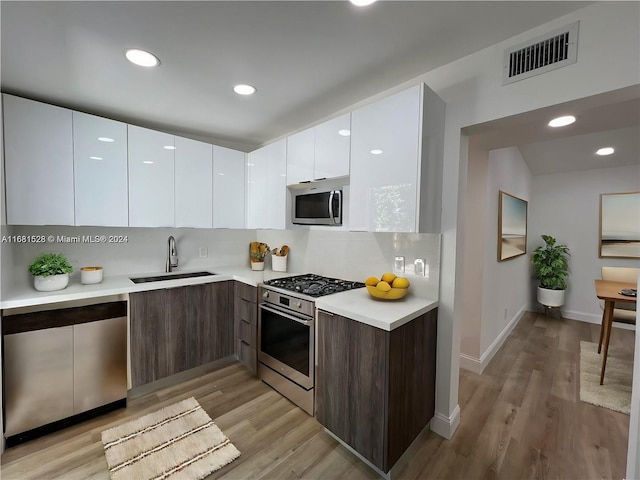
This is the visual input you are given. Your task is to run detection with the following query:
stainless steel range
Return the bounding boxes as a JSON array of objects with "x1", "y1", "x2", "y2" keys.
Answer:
[{"x1": 258, "y1": 274, "x2": 365, "y2": 415}]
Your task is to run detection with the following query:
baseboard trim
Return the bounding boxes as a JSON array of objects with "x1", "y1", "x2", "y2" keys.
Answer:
[
  {"x1": 430, "y1": 404, "x2": 460, "y2": 439},
  {"x1": 460, "y1": 306, "x2": 526, "y2": 375},
  {"x1": 459, "y1": 353, "x2": 482, "y2": 374},
  {"x1": 532, "y1": 306, "x2": 636, "y2": 331}
]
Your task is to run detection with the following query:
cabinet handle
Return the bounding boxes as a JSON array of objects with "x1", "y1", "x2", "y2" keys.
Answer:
[{"x1": 320, "y1": 311, "x2": 334, "y2": 317}]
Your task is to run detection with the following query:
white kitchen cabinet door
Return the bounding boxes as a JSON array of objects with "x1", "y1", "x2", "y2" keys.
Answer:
[
  {"x1": 247, "y1": 139, "x2": 286, "y2": 229},
  {"x1": 213, "y1": 146, "x2": 245, "y2": 228},
  {"x1": 175, "y1": 136, "x2": 213, "y2": 228},
  {"x1": 246, "y1": 147, "x2": 267, "y2": 229},
  {"x1": 314, "y1": 113, "x2": 351, "y2": 181},
  {"x1": 73, "y1": 112, "x2": 128, "y2": 226},
  {"x1": 128, "y1": 125, "x2": 175, "y2": 227},
  {"x1": 349, "y1": 86, "x2": 421, "y2": 232},
  {"x1": 286, "y1": 127, "x2": 314, "y2": 185},
  {"x1": 265, "y1": 139, "x2": 287, "y2": 229},
  {"x1": 3, "y1": 94, "x2": 75, "y2": 225}
]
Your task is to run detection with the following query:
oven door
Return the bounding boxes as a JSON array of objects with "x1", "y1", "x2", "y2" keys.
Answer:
[{"x1": 258, "y1": 302, "x2": 314, "y2": 390}]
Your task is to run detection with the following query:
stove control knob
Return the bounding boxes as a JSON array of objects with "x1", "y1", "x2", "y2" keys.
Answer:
[
  {"x1": 295, "y1": 301, "x2": 302, "y2": 309},
  {"x1": 262, "y1": 291, "x2": 270, "y2": 299}
]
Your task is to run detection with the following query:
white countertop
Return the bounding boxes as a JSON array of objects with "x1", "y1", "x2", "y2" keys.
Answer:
[
  {"x1": 315, "y1": 288, "x2": 438, "y2": 331},
  {"x1": 0, "y1": 266, "x2": 293, "y2": 310},
  {"x1": 1, "y1": 267, "x2": 438, "y2": 331}
]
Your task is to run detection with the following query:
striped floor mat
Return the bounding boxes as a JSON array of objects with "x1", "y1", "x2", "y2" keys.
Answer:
[{"x1": 101, "y1": 397, "x2": 240, "y2": 480}]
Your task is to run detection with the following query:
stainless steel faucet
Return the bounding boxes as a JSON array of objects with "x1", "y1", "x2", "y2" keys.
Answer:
[{"x1": 166, "y1": 236, "x2": 178, "y2": 272}]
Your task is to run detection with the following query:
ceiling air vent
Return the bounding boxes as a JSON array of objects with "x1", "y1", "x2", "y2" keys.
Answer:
[{"x1": 503, "y1": 21, "x2": 579, "y2": 85}]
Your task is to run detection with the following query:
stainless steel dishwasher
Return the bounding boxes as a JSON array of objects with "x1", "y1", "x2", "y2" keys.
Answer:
[{"x1": 2, "y1": 297, "x2": 127, "y2": 445}]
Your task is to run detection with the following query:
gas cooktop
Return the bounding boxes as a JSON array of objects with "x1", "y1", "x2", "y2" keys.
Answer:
[{"x1": 263, "y1": 274, "x2": 365, "y2": 298}]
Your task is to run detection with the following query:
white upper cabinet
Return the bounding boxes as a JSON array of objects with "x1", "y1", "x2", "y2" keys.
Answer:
[
  {"x1": 174, "y1": 136, "x2": 213, "y2": 228},
  {"x1": 246, "y1": 147, "x2": 267, "y2": 229},
  {"x1": 3, "y1": 94, "x2": 75, "y2": 225},
  {"x1": 349, "y1": 85, "x2": 444, "y2": 233},
  {"x1": 286, "y1": 127, "x2": 315, "y2": 185},
  {"x1": 286, "y1": 113, "x2": 351, "y2": 185},
  {"x1": 314, "y1": 113, "x2": 351, "y2": 181},
  {"x1": 128, "y1": 125, "x2": 175, "y2": 227},
  {"x1": 213, "y1": 146, "x2": 245, "y2": 228},
  {"x1": 73, "y1": 112, "x2": 128, "y2": 226},
  {"x1": 265, "y1": 139, "x2": 287, "y2": 229},
  {"x1": 247, "y1": 139, "x2": 287, "y2": 229}
]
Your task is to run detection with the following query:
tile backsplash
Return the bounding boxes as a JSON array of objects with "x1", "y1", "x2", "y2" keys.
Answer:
[{"x1": 2, "y1": 226, "x2": 440, "y2": 299}]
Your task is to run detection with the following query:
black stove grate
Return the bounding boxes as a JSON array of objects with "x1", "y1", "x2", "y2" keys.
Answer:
[{"x1": 263, "y1": 274, "x2": 365, "y2": 298}]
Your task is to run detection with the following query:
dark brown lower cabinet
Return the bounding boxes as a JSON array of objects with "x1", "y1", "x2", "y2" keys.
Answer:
[
  {"x1": 316, "y1": 308, "x2": 437, "y2": 473},
  {"x1": 130, "y1": 288, "x2": 187, "y2": 387},
  {"x1": 186, "y1": 282, "x2": 234, "y2": 369},
  {"x1": 234, "y1": 282, "x2": 258, "y2": 374},
  {"x1": 130, "y1": 281, "x2": 234, "y2": 388}
]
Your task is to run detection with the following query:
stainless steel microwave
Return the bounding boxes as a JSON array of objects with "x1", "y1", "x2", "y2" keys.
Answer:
[{"x1": 292, "y1": 187, "x2": 342, "y2": 226}]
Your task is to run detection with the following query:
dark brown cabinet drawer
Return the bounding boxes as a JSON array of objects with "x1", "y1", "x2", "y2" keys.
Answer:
[
  {"x1": 237, "y1": 338, "x2": 257, "y2": 374},
  {"x1": 237, "y1": 319, "x2": 257, "y2": 348},
  {"x1": 235, "y1": 296, "x2": 257, "y2": 325},
  {"x1": 235, "y1": 282, "x2": 257, "y2": 303}
]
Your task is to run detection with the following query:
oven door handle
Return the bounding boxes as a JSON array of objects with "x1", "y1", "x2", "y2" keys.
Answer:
[{"x1": 260, "y1": 304, "x2": 313, "y2": 327}]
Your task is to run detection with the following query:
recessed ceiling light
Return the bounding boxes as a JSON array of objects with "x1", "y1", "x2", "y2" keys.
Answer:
[
  {"x1": 163, "y1": 145, "x2": 176, "y2": 150},
  {"x1": 596, "y1": 147, "x2": 615, "y2": 156},
  {"x1": 218, "y1": 172, "x2": 225, "y2": 176},
  {"x1": 125, "y1": 49, "x2": 160, "y2": 67},
  {"x1": 548, "y1": 115, "x2": 576, "y2": 127},
  {"x1": 233, "y1": 84, "x2": 256, "y2": 95},
  {"x1": 350, "y1": 0, "x2": 377, "y2": 6},
  {"x1": 338, "y1": 129, "x2": 351, "y2": 137},
  {"x1": 370, "y1": 149, "x2": 383, "y2": 155},
  {"x1": 143, "y1": 161, "x2": 154, "y2": 164},
  {"x1": 89, "y1": 156, "x2": 103, "y2": 160},
  {"x1": 98, "y1": 137, "x2": 115, "y2": 142}
]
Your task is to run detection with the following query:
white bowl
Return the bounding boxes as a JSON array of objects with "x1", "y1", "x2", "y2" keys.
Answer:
[{"x1": 81, "y1": 266, "x2": 103, "y2": 284}]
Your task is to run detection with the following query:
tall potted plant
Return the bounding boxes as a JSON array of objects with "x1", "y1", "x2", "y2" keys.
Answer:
[
  {"x1": 28, "y1": 252, "x2": 73, "y2": 292},
  {"x1": 531, "y1": 234, "x2": 570, "y2": 307}
]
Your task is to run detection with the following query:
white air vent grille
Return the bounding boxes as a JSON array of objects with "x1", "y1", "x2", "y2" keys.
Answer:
[{"x1": 503, "y1": 21, "x2": 579, "y2": 85}]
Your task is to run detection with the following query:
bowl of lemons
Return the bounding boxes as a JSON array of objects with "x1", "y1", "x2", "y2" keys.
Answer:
[{"x1": 365, "y1": 272, "x2": 410, "y2": 300}]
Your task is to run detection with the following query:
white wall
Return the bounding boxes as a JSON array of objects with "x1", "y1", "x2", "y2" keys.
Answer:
[
  {"x1": 460, "y1": 146, "x2": 532, "y2": 373},
  {"x1": 628, "y1": 274, "x2": 640, "y2": 480},
  {"x1": 529, "y1": 164, "x2": 640, "y2": 322},
  {"x1": 411, "y1": 1, "x2": 639, "y2": 436},
  {"x1": 257, "y1": 229, "x2": 441, "y2": 300}
]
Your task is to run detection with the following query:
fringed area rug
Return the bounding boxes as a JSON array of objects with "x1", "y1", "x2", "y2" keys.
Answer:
[
  {"x1": 580, "y1": 341, "x2": 633, "y2": 415},
  {"x1": 101, "y1": 397, "x2": 240, "y2": 480}
]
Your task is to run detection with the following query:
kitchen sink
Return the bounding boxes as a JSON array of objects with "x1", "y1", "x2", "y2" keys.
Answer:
[{"x1": 129, "y1": 271, "x2": 217, "y2": 284}]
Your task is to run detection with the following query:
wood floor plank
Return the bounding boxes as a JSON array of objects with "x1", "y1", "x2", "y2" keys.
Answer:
[{"x1": 1, "y1": 313, "x2": 633, "y2": 480}]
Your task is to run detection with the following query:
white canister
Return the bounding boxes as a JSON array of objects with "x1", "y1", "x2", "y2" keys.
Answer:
[
  {"x1": 272, "y1": 255, "x2": 288, "y2": 272},
  {"x1": 81, "y1": 266, "x2": 104, "y2": 284}
]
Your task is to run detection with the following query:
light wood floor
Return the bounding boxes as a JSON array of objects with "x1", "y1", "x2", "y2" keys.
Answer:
[{"x1": 1, "y1": 312, "x2": 634, "y2": 479}]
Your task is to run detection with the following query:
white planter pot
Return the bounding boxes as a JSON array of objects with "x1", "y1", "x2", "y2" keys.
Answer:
[
  {"x1": 34, "y1": 273, "x2": 69, "y2": 292},
  {"x1": 251, "y1": 261, "x2": 265, "y2": 271},
  {"x1": 537, "y1": 286, "x2": 565, "y2": 307}
]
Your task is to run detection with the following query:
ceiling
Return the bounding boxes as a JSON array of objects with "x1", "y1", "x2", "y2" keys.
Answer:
[
  {"x1": 467, "y1": 86, "x2": 640, "y2": 175},
  {"x1": 0, "y1": 1, "x2": 593, "y2": 151}
]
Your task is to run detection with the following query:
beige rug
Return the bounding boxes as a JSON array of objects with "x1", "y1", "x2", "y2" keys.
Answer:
[
  {"x1": 101, "y1": 397, "x2": 240, "y2": 480},
  {"x1": 580, "y1": 341, "x2": 633, "y2": 415}
]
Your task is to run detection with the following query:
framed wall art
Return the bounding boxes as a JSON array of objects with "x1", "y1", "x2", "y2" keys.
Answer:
[
  {"x1": 599, "y1": 191, "x2": 640, "y2": 259},
  {"x1": 498, "y1": 191, "x2": 528, "y2": 262}
]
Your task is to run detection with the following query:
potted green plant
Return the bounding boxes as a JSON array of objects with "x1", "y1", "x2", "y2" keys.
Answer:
[
  {"x1": 531, "y1": 234, "x2": 570, "y2": 307},
  {"x1": 28, "y1": 253, "x2": 73, "y2": 292}
]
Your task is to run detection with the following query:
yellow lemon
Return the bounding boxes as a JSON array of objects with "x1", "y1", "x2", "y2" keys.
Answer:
[
  {"x1": 392, "y1": 277, "x2": 410, "y2": 289},
  {"x1": 376, "y1": 281, "x2": 392, "y2": 292},
  {"x1": 365, "y1": 276, "x2": 379, "y2": 286},
  {"x1": 381, "y1": 272, "x2": 397, "y2": 284}
]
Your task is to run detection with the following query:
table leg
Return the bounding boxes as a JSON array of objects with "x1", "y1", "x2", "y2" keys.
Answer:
[
  {"x1": 599, "y1": 300, "x2": 615, "y2": 385},
  {"x1": 597, "y1": 310, "x2": 605, "y2": 353}
]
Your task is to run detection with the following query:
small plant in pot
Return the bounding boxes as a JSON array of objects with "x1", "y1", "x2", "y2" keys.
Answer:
[
  {"x1": 28, "y1": 253, "x2": 73, "y2": 292},
  {"x1": 531, "y1": 235, "x2": 570, "y2": 308}
]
